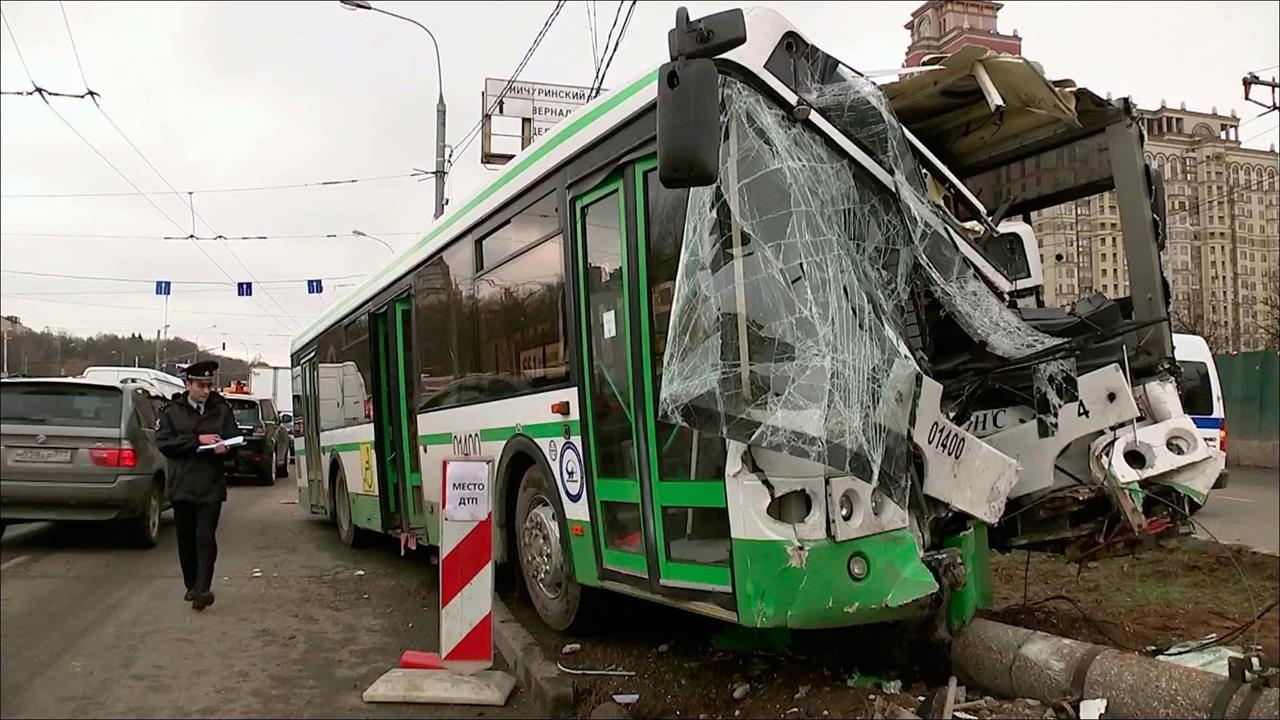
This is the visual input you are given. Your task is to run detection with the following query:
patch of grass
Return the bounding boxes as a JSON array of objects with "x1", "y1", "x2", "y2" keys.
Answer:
[{"x1": 1127, "y1": 577, "x2": 1187, "y2": 605}]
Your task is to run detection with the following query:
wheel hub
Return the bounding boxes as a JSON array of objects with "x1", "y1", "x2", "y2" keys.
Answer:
[
  {"x1": 148, "y1": 491, "x2": 159, "y2": 539},
  {"x1": 521, "y1": 498, "x2": 565, "y2": 600}
]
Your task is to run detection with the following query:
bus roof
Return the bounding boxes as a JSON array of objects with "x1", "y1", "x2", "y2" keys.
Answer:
[{"x1": 289, "y1": 65, "x2": 662, "y2": 354}]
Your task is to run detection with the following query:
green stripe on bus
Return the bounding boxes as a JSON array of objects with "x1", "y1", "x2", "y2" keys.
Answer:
[
  {"x1": 419, "y1": 420, "x2": 580, "y2": 447},
  {"x1": 295, "y1": 69, "x2": 661, "y2": 346},
  {"x1": 323, "y1": 441, "x2": 364, "y2": 453}
]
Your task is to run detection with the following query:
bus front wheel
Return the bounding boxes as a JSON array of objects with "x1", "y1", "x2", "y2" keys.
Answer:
[{"x1": 515, "y1": 465, "x2": 580, "y2": 631}]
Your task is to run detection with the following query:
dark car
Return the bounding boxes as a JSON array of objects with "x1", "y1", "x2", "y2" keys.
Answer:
[
  {"x1": 222, "y1": 393, "x2": 290, "y2": 485},
  {"x1": 0, "y1": 378, "x2": 171, "y2": 547}
]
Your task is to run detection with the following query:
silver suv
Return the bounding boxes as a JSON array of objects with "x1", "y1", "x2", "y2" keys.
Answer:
[{"x1": 0, "y1": 378, "x2": 170, "y2": 547}]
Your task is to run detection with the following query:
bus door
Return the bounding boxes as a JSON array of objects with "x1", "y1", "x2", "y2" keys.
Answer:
[
  {"x1": 301, "y1": 353, "x2": 325, "y2": 514},
  {"x1": 573, "y1": 158, "x2": 734, "y2": 600},
  {"x1": 369, "y1": 297, "x2": 427, "y2": 534}
]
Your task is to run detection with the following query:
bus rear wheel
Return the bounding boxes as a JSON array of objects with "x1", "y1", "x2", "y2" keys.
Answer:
[{"x1": 515, "y1": 465, "x2": 580, "y2": 631}]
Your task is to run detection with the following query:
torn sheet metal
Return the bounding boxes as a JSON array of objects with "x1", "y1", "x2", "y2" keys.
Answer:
[
  {"x1": 659, "y1": 74, "x2": 1065, "y2": 517},
  {"x1": 989, "y1": 364, "x2": 1140, "y2": 498},
  {"x1": 913, "y1": 377, "x2": 1018, "y2": 524},
  {"x1": 1090, "y1": 416, "x2": 1222, "y2": 500},
  {"x1": 881, "y1": 45, "x2": 1080, "y2": 170}
]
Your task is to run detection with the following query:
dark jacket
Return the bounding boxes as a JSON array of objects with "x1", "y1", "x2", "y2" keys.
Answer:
[{"x1": 156, "y1": 390, "x2": 241, "y2": 503}]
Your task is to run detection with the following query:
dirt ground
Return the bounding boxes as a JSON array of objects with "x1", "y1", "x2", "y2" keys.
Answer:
[
  {"x1": 504, "y1": 536, "x2": 1280, "y2": 719},
  {"x1": 985, "y1": 535, "x2": 1280, "y2": 662}
]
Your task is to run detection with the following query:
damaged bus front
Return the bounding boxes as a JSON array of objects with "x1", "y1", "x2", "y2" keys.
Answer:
[{"x1": 651, "y1": 7, "x2": 1220, "y2": 629}]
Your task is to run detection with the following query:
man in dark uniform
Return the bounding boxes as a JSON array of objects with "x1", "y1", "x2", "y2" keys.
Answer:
[{"x1": 155, "y1": 361, "x2": 240, "y2": 611}]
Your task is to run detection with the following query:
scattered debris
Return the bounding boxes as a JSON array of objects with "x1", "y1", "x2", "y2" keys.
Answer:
[
  {"x1": 279, "y1": 499, "x2": 297, "y2": 505},
  {"x1": 556, "y1": 662, "x2": 635, "y2": 677},
  {"x1": 883, "y1": 679, "x2": 903, "y2": 694},
  {"x1": 1155, "y1": 636, "x2": 1245, "y2": 676},
  {"x1": 250, "y1": 568, "x2": 263, "y2": 578},
  {"x1": 941, "y1": 676, "x2": 958, "y2": 719},
  {"x1": 354, "y1": 569, "x2": 366, "y2": 577},
  {"x1": 883, "y1": 704, "x2": 921, "y2": 720},
  {"x1": 657, "y1": 643, "x2": 670, "y2": 653},
  {"x1": 795, "y1": 684, "x2": 812, "y2": 699},
  {"x1": 561, "y1": 643, "x2": 582, "y2": 656},
  {"x1": 1078, "y1": 698, "x2": 1107, "y2": 720},
  {"x1": 732, "y1": 682, "x2": 750, "y2": 701},
  {"x1": 953, "y1": 713, "x2": 977, "y2": 720},
  {"x1": 362, "y1": 594, "x2": 369, "y2": 599},
  {"x1": 612, "y1": 693, "x2": 640, "y2": 705}
]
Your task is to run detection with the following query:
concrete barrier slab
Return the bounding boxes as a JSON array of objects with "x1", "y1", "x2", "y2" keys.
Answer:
[{"x1": 362, "y1": 668, "x2": 516, "y2": 706}]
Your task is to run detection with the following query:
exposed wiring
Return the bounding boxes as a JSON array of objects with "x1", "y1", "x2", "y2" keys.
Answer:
[
  {"x1": 1143, "y1": 492, "x2": 1263, "y2": 653},
  {"x1": 1154, "y1": 598, "x2": 1279, "y2": 657},
  {"x1": 1014, "y1": 594, "x2": 1144, "y2": 652}
]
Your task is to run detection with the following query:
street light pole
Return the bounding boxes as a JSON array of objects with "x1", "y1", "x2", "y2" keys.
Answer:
[
  {"x1": 340, "y1": 0, "x2": 448, "y2": 219},
  {"x1": 194, "y1": 324, "x2": 218, "y2": 362},
  {"x1": 352, "y1": 229, "x2": 395, "y2": 254}
]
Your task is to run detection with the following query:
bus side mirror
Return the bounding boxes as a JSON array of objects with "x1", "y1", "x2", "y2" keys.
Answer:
[
  {"x1": 658, "y1": 58, "x2": 720, "y2": 188},
  {"x1": 657, "y1": 7, "x2": 746, "y2": 190}
]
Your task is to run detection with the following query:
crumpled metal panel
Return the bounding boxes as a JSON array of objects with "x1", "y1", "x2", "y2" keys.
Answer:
[{"x1": 658, "y1": 74, "x2": 1070, "y2": 507}]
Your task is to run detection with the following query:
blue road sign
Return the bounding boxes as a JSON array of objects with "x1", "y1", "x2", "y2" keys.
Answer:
[
  {"x1": 307, "y1": 279, "x2": 323, "y2": 294},
  {"x1": 155, "y1": 280, "x2": 171, "y2": 296},
  {"x1": 237, "y1": 281, "x2": 253, "y2": 297}
]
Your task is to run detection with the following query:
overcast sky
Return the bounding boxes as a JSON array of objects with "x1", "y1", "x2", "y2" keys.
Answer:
[{"x1": 3, "y1": 0, "x2": 1277, "y2": 366}]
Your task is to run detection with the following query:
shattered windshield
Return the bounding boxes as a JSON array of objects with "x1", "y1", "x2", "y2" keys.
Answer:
[{"x1": 657, "y1": 74, "x2": 1071, "y2": 504}]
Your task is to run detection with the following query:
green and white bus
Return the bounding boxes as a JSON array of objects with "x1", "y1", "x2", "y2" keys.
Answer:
[{"x1": 291, "y1": 7, "x2": 1204, "y2": 632}]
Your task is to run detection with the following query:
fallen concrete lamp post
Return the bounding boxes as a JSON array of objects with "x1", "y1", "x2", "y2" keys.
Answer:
[{"x1": 952, "y1": 619, "x2": 1278, "y2": 719}]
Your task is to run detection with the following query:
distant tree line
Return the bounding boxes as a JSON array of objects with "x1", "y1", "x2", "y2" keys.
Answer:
[{"x1": 1, "y1": 328, "x2": 255, "y2": 382}]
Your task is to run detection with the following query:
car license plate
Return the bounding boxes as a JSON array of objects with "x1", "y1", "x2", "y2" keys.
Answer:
[{"x1": 12, "y1": 448, "x2": 73, "y2": 463}]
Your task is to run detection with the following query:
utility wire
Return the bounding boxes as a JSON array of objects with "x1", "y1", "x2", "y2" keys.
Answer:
[
  {"x1": 451, "y1": 1, "x2": 567, "y2": 166},
  {"x1": 590, "y1": 0, "x2": 635, "y2": 100},
  {"x1": 585, "y1": 0, "x2": 599, "y2": 71},
  {"x1": 1, "y1": 231, "x2": 420, "y2": 240},
  {"x1": 57, "y1": 1, "x2": 89, "y2": 88},
  {"x1": 1, "y1": 9, "x2": 36, "y2": 83},
  {"x1": 591, "y1": 0, "x2": 624, "y2": 92},
  {"x1": 1, "y1": 294, "x2": 300, "y2": 319},
  {"x1": 55, "y1": 2, "x2": 300, "y2": 332},
  {"x1": 2, "y1": 269, "x2": 367, "y2": 285},
  {"x1": 1, "y1": 173, "x2": 417, "y2": 199}
]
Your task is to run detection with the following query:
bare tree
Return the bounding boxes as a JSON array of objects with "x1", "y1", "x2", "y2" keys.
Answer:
[
  {"x1": 1253, "y1": 277, "x2": 1280, "y2": 351},
  {"x1": 1171, "y1": 301, "x2": 1231, "y2": 353}
]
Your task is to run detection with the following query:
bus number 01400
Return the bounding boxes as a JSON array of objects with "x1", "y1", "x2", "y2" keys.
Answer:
[
  {"x1": 452, "y1": 432, "x2": 482, "y2": 457},
  {"x1": 927, "y1": 420, "x2": 966, "y2": 460}
]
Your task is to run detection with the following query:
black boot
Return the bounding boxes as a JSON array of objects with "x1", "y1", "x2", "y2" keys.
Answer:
[
  {"x1": 184, "y1": 589, "x2": 197, "y2": 602},
  {"x1": 192, "y1": 591, "x2": 214, "y2": 611}
]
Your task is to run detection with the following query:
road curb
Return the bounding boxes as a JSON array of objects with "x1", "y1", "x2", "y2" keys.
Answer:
[{"x1": 493, "y1": 596, "x2": 576, "y2": 718}]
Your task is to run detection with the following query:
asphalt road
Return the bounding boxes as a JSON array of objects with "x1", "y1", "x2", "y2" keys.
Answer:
[
  {"x1": 1195, "y1": 465, "x2": 1280, "y2": 555},
  {"x1": 0, "y1": 472, "x2": 534, "y2": 719}
]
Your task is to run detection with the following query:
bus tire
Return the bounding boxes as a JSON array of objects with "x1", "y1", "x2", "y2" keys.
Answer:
[
  {"x1": 515, "y1": 465, "x2": 580, "y2": 631},
  {"x1": 334, "y1": 465, "x2": 360, "y2": 548}
]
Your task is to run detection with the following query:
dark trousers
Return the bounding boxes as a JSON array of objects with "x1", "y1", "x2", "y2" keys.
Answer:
[{"x1": 173, "y1": 501, "x2": 222, "y2": 593}]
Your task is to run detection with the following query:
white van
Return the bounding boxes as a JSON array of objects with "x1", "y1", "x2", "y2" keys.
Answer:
[
  {"x1": 1172, "y1": 333, "x2": 1229, "y2": 489},
  {"x1": 81, "y1": 366, "x2": 185, "y2": 399}
]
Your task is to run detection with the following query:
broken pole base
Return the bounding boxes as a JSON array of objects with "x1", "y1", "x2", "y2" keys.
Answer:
[
  {"x1": 952, "y1": 618, "x2": 1279, "y2": 719},
  {"x1": 362, "y1": 668, "x2": 516, "y2": 706}
]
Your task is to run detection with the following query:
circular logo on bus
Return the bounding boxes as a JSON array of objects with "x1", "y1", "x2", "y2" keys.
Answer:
[{"x1": 559, "y1": 441, "x2": 584, "y2": 503}]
